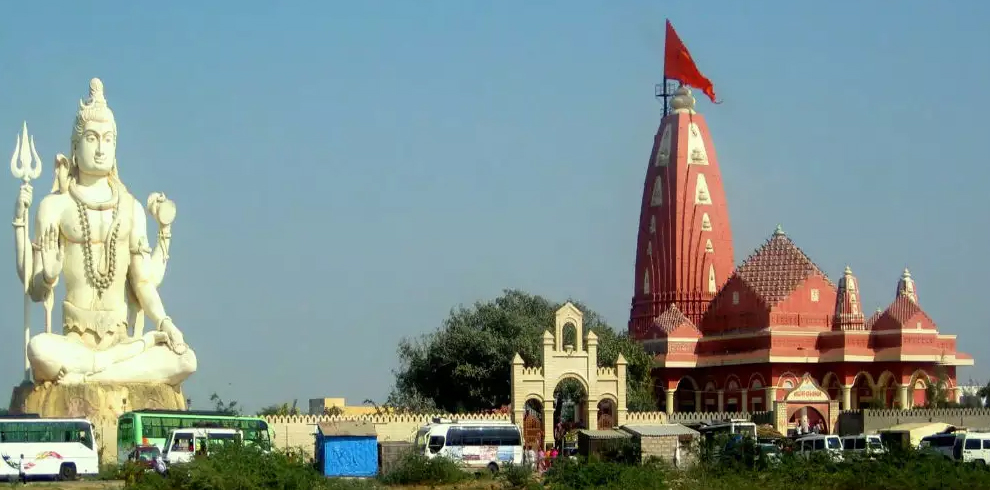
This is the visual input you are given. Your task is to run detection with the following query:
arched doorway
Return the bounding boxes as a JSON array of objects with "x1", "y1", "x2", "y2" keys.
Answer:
[
  {"x1": 851, "y1": 373, "x2": 875, "y2": 409},
  {"x1": 597, "y1": 399, "x2": 616, "y2": 429},
  {"x1": 510, "y1": 303, "x2": 629, "y2": 448},
  {"x1": 675, "y1": 377, "x2": 699, "y2": 413},
  {"x1": 523, "y1": 399, "x2": 544, "y2": 450},
  {"x1": 788, "y1": 406, "x2": 828, "y2": 433},
  {"x1": 553, "y1": 378, "x2": 587, "y2": 450},
  {"x1": 876, "y1": 372, "x2": 897, "y2": 408},
  {"x1": 911, "y1": 372, "x2": 930, "y2": 408}
]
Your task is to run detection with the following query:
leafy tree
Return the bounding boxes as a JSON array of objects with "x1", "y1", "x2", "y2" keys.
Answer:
[
  {"x1": 323, "y1": 406, "x2": 345, "y2": 417},
  {"x1": 390, "y1": 289, "x2": 657, "y2": 414},
  {"x1": 257, "y1": 399, "x2": 301, "y2": 417},
  {"x1": 209, "y1": 392, "x2": 241, "y2": 416}
]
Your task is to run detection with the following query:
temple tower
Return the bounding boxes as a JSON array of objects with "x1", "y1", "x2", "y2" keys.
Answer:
[{"x1": 629, "y1": 87, "x2": 734, "y2": 337}]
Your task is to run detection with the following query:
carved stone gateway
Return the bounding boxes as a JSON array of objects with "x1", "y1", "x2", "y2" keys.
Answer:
[
  {"x1": 7, "y1": 79, "x2": 197, "y2": 454},
  {"x1": 510, "y1": 303, "x2": 628, "y2": 449}
]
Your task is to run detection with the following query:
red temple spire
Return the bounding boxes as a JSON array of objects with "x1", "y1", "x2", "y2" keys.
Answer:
[
  {"x1": 629, "y1": 86, "x2": 734, "y2": 337},
  {"x1": 664, "y1": 20, "x2": 717, "y2": 103}
]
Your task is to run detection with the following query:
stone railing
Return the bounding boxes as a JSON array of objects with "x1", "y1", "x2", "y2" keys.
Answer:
[
  {"x1": 625, "y1": 412, "x2": 667, "y2": 424},
  {"x1": 520, "y1": 366, "x2": 543, "y2": 376},
  {"x1": 597, "y1": 367, "x2": 617, "y2": 378}
]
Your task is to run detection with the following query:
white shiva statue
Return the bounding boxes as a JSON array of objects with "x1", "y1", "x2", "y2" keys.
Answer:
[{"x1": 12, "y1": 78, "x2": 196, "y2": 386}]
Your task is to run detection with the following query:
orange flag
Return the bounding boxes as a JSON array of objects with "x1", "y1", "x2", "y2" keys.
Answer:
[{"x1": 664, "y1": 20, "x2": 718, "y2": 103}]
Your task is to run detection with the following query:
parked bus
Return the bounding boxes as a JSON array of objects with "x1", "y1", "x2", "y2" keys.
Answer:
[
  {"x1": 0, "y1": 415, "x2": 98, "y2": 481},
  {"x1": 414, "y1": 418, "x2": 523, "y2": 473},
  {"x1": 117, "y1": 410, "x2": 271, "y2": 464}
]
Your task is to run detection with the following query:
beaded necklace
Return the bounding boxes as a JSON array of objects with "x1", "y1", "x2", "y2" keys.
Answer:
[{"x1": 68, "y1": 183, "x2": 121, "y2": 297}]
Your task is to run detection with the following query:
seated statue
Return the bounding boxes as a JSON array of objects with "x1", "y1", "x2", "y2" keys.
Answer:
[{"x1": 12, "y1": 78, "x2": 196, "y2": 385}]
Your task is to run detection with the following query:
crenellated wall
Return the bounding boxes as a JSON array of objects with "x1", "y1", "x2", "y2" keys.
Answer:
[
  {"x1": 836, "y1": 408, "x2": 990, "y2": 436},
  {"x1": 264, "y1": 412, "x2": 511, "y2": 457}
]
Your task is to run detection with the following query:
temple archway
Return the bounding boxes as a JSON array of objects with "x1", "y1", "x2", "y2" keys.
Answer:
[
  {"x1": 909, "y1": 370, "x2": 932, "y2": 408},
  {"x1": 788, "y1": 406, "x2": 828, "y2": 433},
  {"x1": 510, "y1": 303, "x2": 628, "y2": 449},
  {"x1": 675, "y1": 376, "x2": 700, "y2": 413},
  {"x1": 850, "y1": 372, "x2": 875, "y2": 409},
  {"x1": 552, "y1": 377, "x2": 588, "y2": 447},
  {"x1": 821, "y1": 372, "x2": 841, "y2": 402},
  {"x1": 876, "y1": 371, "x2": 897, "y2": 408},
  {"x1": 778, "y1": 374, "x2": 839, "y2": 436}
]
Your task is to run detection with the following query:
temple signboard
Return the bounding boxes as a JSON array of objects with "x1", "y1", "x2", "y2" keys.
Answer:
[{"x1": 785, "y1": 374, "x2": 829, "y2": 403}]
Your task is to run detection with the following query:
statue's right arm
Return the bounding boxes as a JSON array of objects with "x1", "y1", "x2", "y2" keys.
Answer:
[{"x1": 27, "y1": 195, "x2": 60, "y2": 302}]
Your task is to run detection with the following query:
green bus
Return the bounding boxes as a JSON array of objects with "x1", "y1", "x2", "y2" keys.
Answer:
[{"x1": 116, "y1": 410, "x2": 272, "y2": 464}]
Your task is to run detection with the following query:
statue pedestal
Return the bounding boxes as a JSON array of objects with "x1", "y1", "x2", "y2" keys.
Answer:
[{"x1": 8, "y1": 381, "x2": 187, "y2": 460}]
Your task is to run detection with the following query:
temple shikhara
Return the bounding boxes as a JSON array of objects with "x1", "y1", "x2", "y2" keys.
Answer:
[{"x1": 627, "y1": 22, "x2": 974, "y2": 425}]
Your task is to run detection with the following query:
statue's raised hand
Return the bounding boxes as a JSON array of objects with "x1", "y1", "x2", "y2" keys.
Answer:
[
  {"x1": 40, "y1": 224, "x2": 63, "y2": 284},
  {"x1": 13, "y1": 183, "x2": 32, "y2": 222}
]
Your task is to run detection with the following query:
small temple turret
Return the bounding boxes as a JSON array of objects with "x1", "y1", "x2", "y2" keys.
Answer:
[
  {"x1": 834, "y1": 266, "x2": 865, "y2": 330},
  {"x1": 896, "y1": 268, "x2": 918, "y2": 303},
  {"x1": 629, "y1": 86, "x2": 734, "y2": 337}
]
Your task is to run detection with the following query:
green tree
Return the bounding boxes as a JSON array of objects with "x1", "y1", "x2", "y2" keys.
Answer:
[
  {"x1": 390, "y1": 289, "x2": 657, "y2": 413},
  {"x1": 257, "y1": 399, "x2": 301, "y2": 417},
  {"x1": 924, "y1": 366, "x2": 961, "y2": 408},
  {"x1": 210, "y1": 392, "x2": 241, "y2": 416}
]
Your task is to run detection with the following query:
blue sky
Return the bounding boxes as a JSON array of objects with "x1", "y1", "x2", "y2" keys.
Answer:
[{"x1": 1, "y1": 1, "x2": 988, "y2": 413}]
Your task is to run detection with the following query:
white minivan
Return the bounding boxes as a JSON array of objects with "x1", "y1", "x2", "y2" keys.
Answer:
[
  {"x1": 794, "y1": 434, "x2": 844, "y2": 461},
  {"x1": 952, "y1": 432, "x2": 990, "y2": 465},
  {"x1": 840, "y1": 434, "x2": 886, "y2": 457},
  {"x1": 162, "y1": 428, "x2": 243, "y2": 465},
  {"x1": 414, "y1": 418, "x2": 523, "y2": 473}
]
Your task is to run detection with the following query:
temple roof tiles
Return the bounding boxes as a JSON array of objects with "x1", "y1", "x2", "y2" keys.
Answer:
[
  {"x1": 652, "y1": 304, "x2": 700, "y2": 336},
  {"x1": 732, "y1": 226, "x2": 834, "y2": 307}
]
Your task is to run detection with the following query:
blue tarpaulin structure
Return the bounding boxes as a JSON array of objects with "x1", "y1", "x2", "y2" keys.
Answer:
[{"x1": 315, "y1": 421, "x2": 379, "y2": 477}]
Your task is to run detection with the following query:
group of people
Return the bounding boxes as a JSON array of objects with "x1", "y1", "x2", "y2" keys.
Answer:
[{"x1": 522, "y1": 445, "x2": 567, "y2": 473}]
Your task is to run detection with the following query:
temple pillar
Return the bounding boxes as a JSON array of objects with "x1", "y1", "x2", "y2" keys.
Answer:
[
  {"x1": 952, "y1": 387, "x2": 962, "y2": 404},
  {"x1": 765, "y1": 387, "x2": 777, "y2": 408},
  {"x1": 716, "y1": 390, "x2": 725, "y2": 412},
  {"x1": 841, "y1": 385, "x2": 852, "y2": 411},
  {"x1": 665, "y1": 389, "x2": 675, "y2": 415},
  {"x1": 897, "y1": 384, "x2": 909, "y2": 410},
  {"x1": 542, "y1": 405, "x2": 555, "y2": 449},
  {"x1": 695, "y1": 391, "x2": 703, "y2": 412},
  {"x1": 741, "y1": 391, "x2": 748, "y2": 412}
]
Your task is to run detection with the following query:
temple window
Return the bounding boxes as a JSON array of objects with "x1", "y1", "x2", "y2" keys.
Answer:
[
  {"x1": 810, "y1": 289, "x2": 820, "y2": 302},
  {"x1": 732, "y1": 291, "x2": 740, "y2": 305}
]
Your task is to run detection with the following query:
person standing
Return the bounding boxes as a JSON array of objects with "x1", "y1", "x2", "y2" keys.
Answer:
[{"x1": 18, "y1": 454, "x2": 26, "y2": 484}]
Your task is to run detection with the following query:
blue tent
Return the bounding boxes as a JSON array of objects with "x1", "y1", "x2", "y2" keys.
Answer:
[{"x1": 315, "y1": 421, "x2": 379, "y2": 478}]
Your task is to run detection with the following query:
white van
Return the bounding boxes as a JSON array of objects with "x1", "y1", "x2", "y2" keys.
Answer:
[
  {"x1": 414, "y1": 418, "x2": 523, "y2": 473},
  {"x1": 952, "y1": 432, "x2": 990, "y2": 465},
  {"x1": 162, "y1": 427, "x2": 243, "y2": 465},
  {"x1": 840, "y1": 434, "x2": 885, "y2": 456},
  {"x1": 919, "y1": 432, "x2": 962, "y2": 459},
  {"x1": 794, "y1": 434, "x2": 844, "y2": 461}
]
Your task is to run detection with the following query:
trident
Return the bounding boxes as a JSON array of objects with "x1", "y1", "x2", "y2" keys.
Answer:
[{"x1": 10, "y1": 122, "x2": 42, "y2": 383}]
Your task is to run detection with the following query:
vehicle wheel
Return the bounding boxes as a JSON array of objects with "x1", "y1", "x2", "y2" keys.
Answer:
[
  {"x1": 58, "y1": 463, "x2": 77, "y2": 481},
  {"x1": 487, "y1": 462, "x2": 499, "y2": 474}
]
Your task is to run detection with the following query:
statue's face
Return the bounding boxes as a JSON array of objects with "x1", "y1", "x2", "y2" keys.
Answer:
[{"x1": 75, "y1": 119, "x2": 116, "y2": 177}]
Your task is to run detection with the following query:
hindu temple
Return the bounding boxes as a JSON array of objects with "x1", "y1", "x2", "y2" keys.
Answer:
[{"x1": 627, "y1": 86, "x2": 974, "y2": 425}]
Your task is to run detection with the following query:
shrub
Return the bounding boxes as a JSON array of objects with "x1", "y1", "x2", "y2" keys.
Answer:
[
  {"x1": 124, "y1": 443, "x2": 376, "y2": 490},
  {"x1": 377, "y1": 451, "x2": 470, "y2": 486},
  {"x1": 498, "y1": 462, "x2": 534, "y2": 488}
]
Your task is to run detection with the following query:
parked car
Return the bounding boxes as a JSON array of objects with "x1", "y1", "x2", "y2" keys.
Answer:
[{"x1": 126, "y1": 445, "x2": 161, "y2": 470}]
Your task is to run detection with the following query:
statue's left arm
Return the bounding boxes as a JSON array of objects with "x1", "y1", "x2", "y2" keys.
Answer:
[{"x1": 128, "y1": 197, "x2": 185, "y2": 348}]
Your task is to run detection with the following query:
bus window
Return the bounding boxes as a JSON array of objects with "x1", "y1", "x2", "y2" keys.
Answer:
[{"x1": 427, "y1": 436, "x2": 445, "y2": 454}]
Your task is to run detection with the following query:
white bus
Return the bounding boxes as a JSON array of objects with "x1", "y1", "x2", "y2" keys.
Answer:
[
  {"x1": 0, "y1": 416, "x2": 99, "y2": 481},
  {"x1": 414, "y1": 418, "x2": 523, "y2": 473}
]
